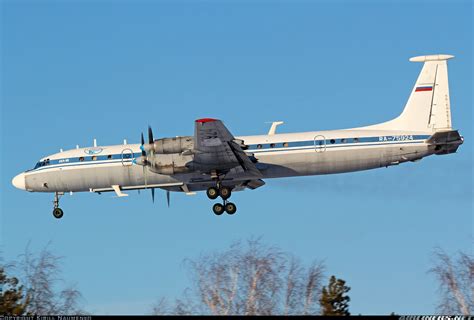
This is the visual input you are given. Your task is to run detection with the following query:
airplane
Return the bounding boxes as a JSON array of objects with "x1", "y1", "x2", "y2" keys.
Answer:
[{"x1": 11, "y1": 54, "x2": 464, "y2": 219}]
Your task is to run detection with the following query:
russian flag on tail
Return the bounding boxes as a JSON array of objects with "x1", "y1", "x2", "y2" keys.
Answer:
[{"x1": 415, "y1": 86, "x2": 433, "y2": 92}]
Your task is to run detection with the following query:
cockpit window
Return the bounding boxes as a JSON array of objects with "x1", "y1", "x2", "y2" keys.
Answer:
[{"x1": 34, "y1": 160, "x2": 49, "y2": 169}]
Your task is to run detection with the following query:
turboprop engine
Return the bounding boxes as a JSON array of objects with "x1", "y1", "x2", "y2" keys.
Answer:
[
  {"x1": 135, "y1": 127, "x2": 195, "y2": 175},
  {"x1": 144, "y1": 136, "x2": 194, "y2": 154},
  {"x1": 147, "y1": 153, "x2": 194, "y2": 175}
]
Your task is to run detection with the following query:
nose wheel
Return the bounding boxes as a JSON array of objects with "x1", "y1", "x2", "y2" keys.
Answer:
[
  {"x1": 53, "y1": 207, "x2": 64, "y2": 219},
  {"x1": 52, "y1": 192, "x2": 64, "y2": 219}
]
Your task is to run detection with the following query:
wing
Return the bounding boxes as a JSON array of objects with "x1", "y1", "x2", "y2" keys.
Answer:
[{"x1": 193, "y1": 118, "x2": 263, "y2": 179}]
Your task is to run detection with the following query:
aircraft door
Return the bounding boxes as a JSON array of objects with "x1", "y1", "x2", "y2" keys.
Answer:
[
  {"x1": 121, "y1": 148, "x2": 134, "y2": 166},
  {"x1": 314, "y1": 135, "x2": 326, "y2": 152}
]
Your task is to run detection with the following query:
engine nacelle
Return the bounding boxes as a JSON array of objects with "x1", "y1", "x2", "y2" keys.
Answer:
[
  {"x1": 152, "y1": 136, "x2": 194, "y2": 154},
  {"x1": 148, "y1": 153, "x2": 193, "y2": 175}
]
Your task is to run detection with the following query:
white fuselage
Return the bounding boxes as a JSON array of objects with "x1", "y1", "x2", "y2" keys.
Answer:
[{"x1": 16, "y1": 127, "x2": 435, "y2": 194}]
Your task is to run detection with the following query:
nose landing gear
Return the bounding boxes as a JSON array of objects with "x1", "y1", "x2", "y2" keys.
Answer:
[
  {"x1": 52, "y1": 192, "x2": 64, "y2": 219},
  {"x1": 207, "y1": 184, "x2": 237, "y2": 216},
  {"x1": 53, "y1": 207, "x2": 64, "y2": 219}
]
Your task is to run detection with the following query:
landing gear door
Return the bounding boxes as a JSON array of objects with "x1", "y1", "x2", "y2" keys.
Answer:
[
  {"x1": 314, "y1": 135, "x2": 326, "y2": 152},
  {"x1": 121, "y1": 148, "x2": 134, "y2": 166}
]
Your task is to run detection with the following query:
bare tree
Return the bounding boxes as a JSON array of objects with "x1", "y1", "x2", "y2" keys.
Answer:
[
  {"x1": 430, "y1": 247, "x2": 473, "y2": 315},
  {"x1": 152, "y1": 238, "x2": 325, "y2": 315},
  {"x1": 9, "y1": 243, "x2": 84, "y2": 315},
  {"x1": 151, "y1": 297, "x2": 170, "y2": 315}
]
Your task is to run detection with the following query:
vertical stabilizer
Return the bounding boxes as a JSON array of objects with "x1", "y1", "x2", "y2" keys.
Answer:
[{"x1": 366, "y1": 54, "x2": 454, "y2": 132}]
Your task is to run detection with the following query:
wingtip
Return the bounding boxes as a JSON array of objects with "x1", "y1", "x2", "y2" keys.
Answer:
[{"x1": 195, "y1": 118, "x2": 218, "y2": 123}]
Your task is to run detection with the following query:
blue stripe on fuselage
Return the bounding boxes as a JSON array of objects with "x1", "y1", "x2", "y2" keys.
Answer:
[
  {"x1": 30, "y1": 135, "x2": 430, "y2": 172},
  {"x1": 247, "y1": 135, "x2": 430, "y2": 151}
]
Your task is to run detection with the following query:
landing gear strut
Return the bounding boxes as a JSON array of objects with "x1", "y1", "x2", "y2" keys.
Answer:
[
  {"x1": 207, "y1": 184, "x2": 237, "y2": 216},
  {"x1": 52, "y1": 192, "x2": 64, "y2": 219}
]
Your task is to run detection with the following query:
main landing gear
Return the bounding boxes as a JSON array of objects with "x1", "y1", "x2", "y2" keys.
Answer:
[
  {"x1": 52, "y1": 192, "x2": 64, "y2": 219},
  {"x1": 207, "y1": 185, "x2": 237, "y2": 215}
]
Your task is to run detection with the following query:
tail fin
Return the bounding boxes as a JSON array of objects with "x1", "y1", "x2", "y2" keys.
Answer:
[{"x1": 368, "y1": 54, "x2": 454, "y2": 132}]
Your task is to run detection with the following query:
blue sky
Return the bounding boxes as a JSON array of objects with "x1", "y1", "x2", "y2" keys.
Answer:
[{"x1": 1, "y1": 0, "x2": 472, "y2": 315}]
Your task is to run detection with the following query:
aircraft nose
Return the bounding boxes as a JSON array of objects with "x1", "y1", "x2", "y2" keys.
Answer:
[{"x1": 12, "y1": 172, "x2": 26, "y2": 190}]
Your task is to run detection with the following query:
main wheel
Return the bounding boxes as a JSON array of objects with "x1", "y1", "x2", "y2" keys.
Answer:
[
  {"x1": 219, "y1": 186, "x2": 232, "y2": 200},
  {"x1": 207, "y1": 187, "x2": 219, "y2": 200},
  {"x1": 225, "y1": 202, "x2": 237, "y2": 215},
  {"x1": 52, "y1": 208, "x2": 64, "y2": 219},
  {"x1": 212, "y1": 203, "x2": 225, "y2": 215}
]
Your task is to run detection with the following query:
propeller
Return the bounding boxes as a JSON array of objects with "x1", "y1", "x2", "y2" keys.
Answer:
[
  {"x1": 166, "y1": 190, "x2": 170, "y2": 208},
  {"x1": 137, "y1": 126, "x2": 160, "y2": 204}
]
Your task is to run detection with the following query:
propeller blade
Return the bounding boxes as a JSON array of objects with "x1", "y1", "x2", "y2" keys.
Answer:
[
  {"x1": 141, "y1": 132, "x2": 146, "y2": 156},
  {"x1": 148, "y1": 126, "x2": 154, "y2": 144},
  {"x1": 151, "y1": 188, "x2": 155, "y2": 203},
  {"x1": 166, "y1": 190, "x2": 170, "y2": 208}
]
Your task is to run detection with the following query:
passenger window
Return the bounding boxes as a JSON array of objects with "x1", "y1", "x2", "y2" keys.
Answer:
[
  {"x1": 92, "y1": 156, "x2": 97, "y2": 161},
  {"x1": 330, "y1": 139, "x2": 336, "y2": 144},
  {"x1": 107, "y1": 155, "x2": 112, "y2": 159},
  {"x1": 270, "y1": 143, "x2": 275, "y2": 148},
  {"x1": 341, "y1": 138, "x2": 346, "y2": 143},
  {"x1": 354, "y1": 138, "x2": 359, "y2": 143},
  {"x1": 283, "y1": 142, "x2": 289, "y2": 147},
  {"x1": 79, "y1": 157, "x2": 84, "y2": 162},
  {"x1": 257, "y1": 144, "x2": 262, "y2": 149}
]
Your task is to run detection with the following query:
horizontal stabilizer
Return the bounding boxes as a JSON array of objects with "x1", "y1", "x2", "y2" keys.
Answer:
[{"x1": 409, "y1": 54, "x2": 454, "y2": 62}]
